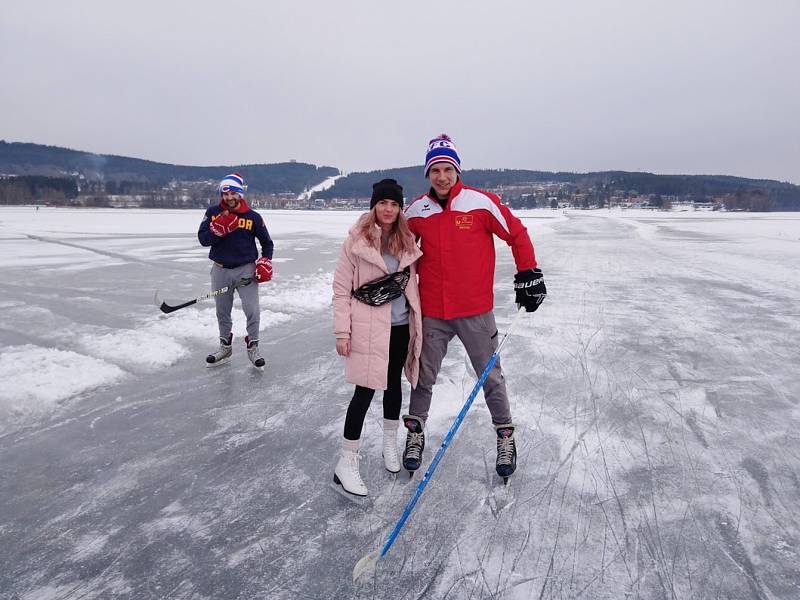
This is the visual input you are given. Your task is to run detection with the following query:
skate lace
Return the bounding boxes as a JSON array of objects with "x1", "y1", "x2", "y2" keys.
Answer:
[
  {"x1": 383, "y1": 434, "x2": 397, "y2": 455},
  {"x1": 405, "y1": 432, "x2": 424, "y2": 460},
  {"x1": 247, "y1": 345, "x2": 262, "y2": 361},
  {"x1": 497, "y1": 436, "x2": 515, "y2": 466},
  {"x1": 348, "y1": 452, "x2": 365, "y2": 485}
]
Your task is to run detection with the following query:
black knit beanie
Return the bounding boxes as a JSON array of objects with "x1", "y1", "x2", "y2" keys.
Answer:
[{"x1": 370, "y1": 178, "x2": 404, "y2": 210}]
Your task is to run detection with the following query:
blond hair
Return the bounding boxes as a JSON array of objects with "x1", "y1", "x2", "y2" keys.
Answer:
[{"x1": 355, "y1": 207, "x2": 417, "y2": 257}]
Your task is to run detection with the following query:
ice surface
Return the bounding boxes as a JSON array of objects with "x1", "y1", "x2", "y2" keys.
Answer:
[{"x1": 1, "y1": 206, "x2": 798, "y2": 599}]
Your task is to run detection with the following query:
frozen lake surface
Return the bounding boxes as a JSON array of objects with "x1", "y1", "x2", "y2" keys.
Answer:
[{"x1": 1, "y1": 207, "x2": 799, "y2": 599}]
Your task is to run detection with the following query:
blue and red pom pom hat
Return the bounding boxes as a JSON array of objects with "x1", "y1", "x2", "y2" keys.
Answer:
[
  {"x1": 219, "y1": 173, "x2": 246, "y2": 197},
  {"x1": 424, "y1": 134, "x2": 461, "y2": 177}
]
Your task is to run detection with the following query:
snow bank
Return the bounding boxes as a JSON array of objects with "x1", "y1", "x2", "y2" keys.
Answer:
[
  {"x1": 78, "y1": 330, "x2": 189, "y2": 370},
  {"x1": 0, "y1": 266, "x2": 334, "y2": 430},
  {"x1": 0, "y1": 346, "x2": 125, "y2": 424}
]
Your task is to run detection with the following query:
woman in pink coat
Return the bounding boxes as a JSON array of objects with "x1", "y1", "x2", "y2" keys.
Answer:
[{"x1": 331, "y1": 178, "x2": 423, "y2": 497}]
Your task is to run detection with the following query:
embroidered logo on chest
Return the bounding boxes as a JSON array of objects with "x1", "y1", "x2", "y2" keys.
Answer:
[{"x1": 455, "y1": 215, "x2": 473, "y2": 230}]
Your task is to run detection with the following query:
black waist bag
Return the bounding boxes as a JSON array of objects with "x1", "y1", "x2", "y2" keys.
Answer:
[{"x1": 352, "y1": 267, "x2": 410, "y2": 307}]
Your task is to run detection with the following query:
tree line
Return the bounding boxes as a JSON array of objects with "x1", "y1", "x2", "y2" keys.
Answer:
[
  {"x1": 313, "y1": 168, "x2": 800, "y2": 211},
  {"x1": 0, "y1": 141, "x2": 338, "y2": 195},
  {"x1": 3, "y1": 140, "x2": 799, "y2": 211},
  {"x1": 0, "y1": 176, "x2": 78, "y2": 205}
]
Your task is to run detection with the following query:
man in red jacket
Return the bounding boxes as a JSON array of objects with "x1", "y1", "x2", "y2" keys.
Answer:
[{"x1": 402, "y1": 134, "x2": 547, "y2": 482}]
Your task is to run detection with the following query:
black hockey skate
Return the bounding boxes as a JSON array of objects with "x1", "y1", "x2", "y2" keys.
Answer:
[
  {"x1": 495, "y1": 424, "x2": 517, "y2": 484},
  {"x1": 402, "y1": 415, "x2": 425, "y2": 474},
  {"x1": 206, "y1": 334, "x2": 233, "y2": 367},
  {"x1": 245, "y1": 335, "x2": 265, "y2": 369}
]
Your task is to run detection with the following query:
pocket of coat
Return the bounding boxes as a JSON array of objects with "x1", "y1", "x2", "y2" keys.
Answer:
[{"x1": 350, "y1": 320, "x2": 370, "y2": 353}]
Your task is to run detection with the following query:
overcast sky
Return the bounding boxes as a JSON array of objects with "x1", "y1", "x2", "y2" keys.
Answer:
[{"x1": 1, "y1": 1, "x2": 798, "y2": 183}]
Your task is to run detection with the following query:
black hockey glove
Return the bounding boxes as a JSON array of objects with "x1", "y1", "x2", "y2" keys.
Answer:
[{"x1": 514, "y1": 268, "x2": 546, "y2": 312}]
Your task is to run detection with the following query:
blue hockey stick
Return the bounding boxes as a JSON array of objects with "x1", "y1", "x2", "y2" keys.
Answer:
[{"x1": 353, "y1": 307, "x2": 525, "y2": 582}]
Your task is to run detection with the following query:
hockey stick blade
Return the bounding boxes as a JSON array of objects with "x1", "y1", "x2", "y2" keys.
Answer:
[
  {"x1": 159, "y1": 298, "x2": 198, "y2": 314},
  {"x1": 353, "y1": 549, "x2": 380, "y2": 582}
]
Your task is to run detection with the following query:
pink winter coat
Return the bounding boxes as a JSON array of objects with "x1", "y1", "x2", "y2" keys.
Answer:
[{"x1": 332, "y1": 225, "x2": 423, "y2": 390}]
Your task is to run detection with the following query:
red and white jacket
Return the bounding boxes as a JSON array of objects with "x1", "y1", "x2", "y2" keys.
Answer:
[{"x1": 405, "y1": 179, "x2": 538, "y2": 320}]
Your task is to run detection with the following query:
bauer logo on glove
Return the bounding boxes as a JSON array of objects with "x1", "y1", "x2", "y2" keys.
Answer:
[
  {"x1": 210, "y1": 211, "x2": 240, "y2": 237},
  {"x1": 255, "y1": 257, "x2": 273, "y2": 283},
  {"x1": 513, "y1": 268, "x2": 546, "y2": 312}
]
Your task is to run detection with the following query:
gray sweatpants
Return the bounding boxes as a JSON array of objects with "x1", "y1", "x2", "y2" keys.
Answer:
[
  {"x1": 409, "y1": 311, "x2": 512, "y2": 426},
  {"x1": 210, "y1": 263, "x2": 260, "y2": 342}
]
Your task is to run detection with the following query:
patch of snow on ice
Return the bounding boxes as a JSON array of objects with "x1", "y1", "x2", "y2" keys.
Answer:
[
  {"x1": 21, "y1": 585, "x2": 75, "y2": 600},
  {"x1": 263, "y1": 271, "x2": 333, "y2": 313},
  {"x1": 147, "y1": 306, "x2": 292, "y2": 342},
  {"x1": 80, "y1": 329, "x2": 189, "y2": 369},
  {"x1": 141, "y1": 511, "x2": 214, "y2": 540},
  {"x1": 72, "y1": 530, "x2": 116, "y2": 559},
  {"x1": 0, "y1": 345, "x2": 125, "y2": 421}
]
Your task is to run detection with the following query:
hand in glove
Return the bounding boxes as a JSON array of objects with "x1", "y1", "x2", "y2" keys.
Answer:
[
  {"x1": 514, "y1": 268, "x2": 546, "y2": 312},
  {"x1": 210, "y1": 211, "x2": 239, "y2": 237},
  {"x1": 255, "y1": 257, "x2": 273, "y2": 283}
]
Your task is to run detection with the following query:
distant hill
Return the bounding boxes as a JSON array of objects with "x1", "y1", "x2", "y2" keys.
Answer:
[
  {"x1": 0, "y1": 141, "x2": 338, "y2": 194},
  {"x1": 314, "y1": 167, "x2": 800, "y2": 210},
  {"x1": 3, "y1": 140, "x2": 799, "y2": 210}
]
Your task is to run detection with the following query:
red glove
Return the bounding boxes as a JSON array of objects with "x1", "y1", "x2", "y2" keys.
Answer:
[
  {"x1": 255, "y1": 257, "x2": 273, "y2": 283},
  {"x1": 210, "y1": 211, "x2": 239, "y2": 237}
]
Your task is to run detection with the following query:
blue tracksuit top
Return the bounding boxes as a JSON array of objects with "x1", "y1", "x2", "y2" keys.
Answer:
[{"x1": 198, "y1": 203, "x2": 274, "y2": 267}]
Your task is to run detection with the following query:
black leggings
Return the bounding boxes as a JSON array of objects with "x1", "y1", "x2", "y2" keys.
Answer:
[{"x1": 343, "y1": 324, "x2": 410, "y2": 440}]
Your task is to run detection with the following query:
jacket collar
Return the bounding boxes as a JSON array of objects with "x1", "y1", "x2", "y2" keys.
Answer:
[
  {"x1": 350, "y1": 224, "x2": 422, "y2": 272},
  {"x1": 396, "y1": 240, "x2": 422, "y2": 270},
  {"x1": 350, "y1": 226, "x2": 387, "y2": 270}
]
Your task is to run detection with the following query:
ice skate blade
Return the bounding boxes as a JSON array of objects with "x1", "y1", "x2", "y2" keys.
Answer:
[
  {"x1": 486, "y1": 481, "x2": 515, "y2": 516},
  {"x1": 353, "y1": 549, "x2": 380, "y2": 582},
  {"x1": 332, "y1": 475, "x2": 368, "y2": 500},
  {"x1": 403, "y1": 462, "x2": 421, "y2": 476},
  {"x1": 205, "y1": 356, "x2": 231, "y2": 368},
  {"x1": 383, "y1": 459, "x2": 400, "y2": 474}
]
